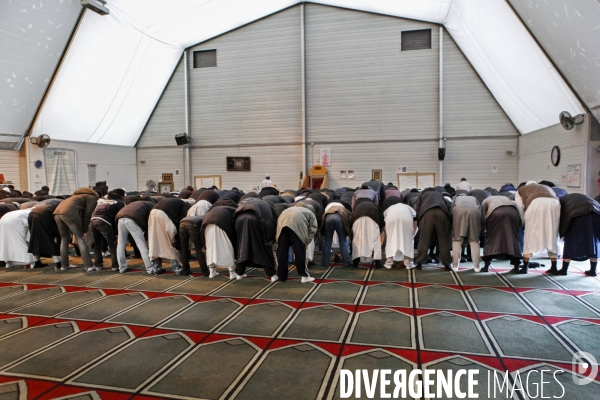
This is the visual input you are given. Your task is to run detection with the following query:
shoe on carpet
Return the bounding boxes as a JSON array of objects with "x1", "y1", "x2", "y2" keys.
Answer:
[
  {"x1": 415, "y1": 264, "x2": 423, "y2": 270},
  {"x1": 209, "y1": 270, "x2": 219, "y2": 278},
  {"x1": 111, "y1": 267, "x2": 119, "y2": 272},
  {"x1": 32, "y1": 260, "x2": 46, "y2": 269},
  {"x1": 480, "y1": 265, "x2": 490, "y2": 272},
  {"x1": 271, "y1": 275, "x2": 279, "y2": 283},
  {"x1": 301, "y1": 276, "x2": 315, "y2": 283},
  {"x1": 585, "y1": 270, "x2": 597, "y2": 277},
  {"x1": 236, "y1": 274, "x2": 247, "y2": 280},
  {"x1": 87, "y1": 266, "x2": 102, "y2": 272},
  {"x1": 444, "y1": 265, "x2": 452, "y2": 271}
]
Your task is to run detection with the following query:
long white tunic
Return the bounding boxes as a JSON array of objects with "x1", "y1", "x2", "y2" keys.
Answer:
[
  {"x1": 522, "y1": 197, "x2": 560, "y2": 255},
  {"x1": 204, "y1": 224, "x2": 235, "y2": 270},
  {"x1": 148, "y1": 209, "x2": 180, "y2": 261},
  {"x1": 352, "y1": 216, "x2": 382, "y2": 261},
  {"x1": 384, "y1": 203, "x2": 416, "y2": 261},
  {"x1": 0, "y1": 209, "x2": 34, "y2": 264}
]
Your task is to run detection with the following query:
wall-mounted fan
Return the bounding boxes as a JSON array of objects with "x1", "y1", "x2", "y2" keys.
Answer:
[
  {"x1": 146, "y1": 179, "x2": 157, "y2": 192},
  {"x1": 559, "y1": 111, "x2": 584, "y2": 130},
  {"x1": 29, "y1": 134, "x2": 51, "y2": 148}
]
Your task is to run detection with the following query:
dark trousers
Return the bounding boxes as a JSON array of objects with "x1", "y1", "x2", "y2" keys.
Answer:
[
  {"x1": 54, "y1": 215, "x2": 93, "y2": 268},
  {"x1": 236, "y1": 257, "x2": 276, "y2": 277},
  {"x1": 482, "y1": 254, "x2": 520, "y2": 267},
  {"x1": 91, "y1": 219, "x2": 118, "y2": 268},
  {"x1": 179, "y1": 220, "x2": 209, "y2": 276},
  {"x1": 415, "y1": 208, "x2": 452, "y2": 266},
  {"x1": 277, "y1": 227, "x2": 308, "y2": 281},
  {"x1": 321, "y1": 213, "x2": 351, "y2": 266}
]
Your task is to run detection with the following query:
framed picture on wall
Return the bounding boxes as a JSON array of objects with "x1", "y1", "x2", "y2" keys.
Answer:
[
  {"x1": 226, "y1": 157, "x2": 251, "y2": 171},
  {"x1": 372, "y1": 169, "x2": 382, "y2": 181},
  {"x1": 158, "y1": 182, "x2": 174, "y2": 193}
]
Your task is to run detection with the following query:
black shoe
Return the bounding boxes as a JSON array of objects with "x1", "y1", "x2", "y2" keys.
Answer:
[
  {"x1": 307, "y1": 261, "x2": 317, "y2": 267},
  {"x1": 33, "y1": 260, "x2": 46, "y2": 269},
  {"x1": 444, "y1": 265, "x2": 452, "y2": 271},
  {"x1": 53, "y1": 262, "x2": 62, "y2": 270},
  {"x1": 546, "y1": 266, "x2": 558, "y2": 275},
  {"x1": 415, "y1": 264, "x2": 422, "y2": 270},
  {"x1": 585, "y1": 270, "x2": 597, "y2": 277},
  {"x1": 466, "y1": 257, "x2": 473, "y2": 262},
  {"x1": 333, "y1": 254, "x2": 341, "y2": 263},
  {"x1": 176, "y1": 268, "x2": 191, "y2": 276},
  {"x1": 460, "y1": 258, "x2": 467, "y2": 263},
  {"x1": 480, "y1": 266, "x2": 489, "y2": 272},
  {"x1": 517, "y1": 267, "x2": 528, "y2": 274}
]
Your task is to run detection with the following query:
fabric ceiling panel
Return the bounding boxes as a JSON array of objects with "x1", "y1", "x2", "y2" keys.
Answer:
[
  {"x1": 508, "y1": 0, "x2": 600, "y2": 114},
  {"x1": 30, "y1": 0, "x2": 586, "y2": 146},
  {"x1": 443, "y1": 0, "x2": 583, "y2": 133},
  {"x1": 0, "y1": 0, "x2": 81, "y2": 150},
  {"x1": 31, "y1": 6, "x2": 182, "y2": 146}
]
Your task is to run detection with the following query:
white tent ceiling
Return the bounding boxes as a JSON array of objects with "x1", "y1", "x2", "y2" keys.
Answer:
[{"x1": 12, "y1": 0, "x2": 594, "y2": 146}]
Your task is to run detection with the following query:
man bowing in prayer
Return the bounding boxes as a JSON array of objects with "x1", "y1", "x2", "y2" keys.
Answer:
[
  {"x1": 514, "y1": 181, "x2": 560, "y2": 274},
  {"x1": 413, "y1": 188, "x2": 452, "y2": 270},
  {"x1": 275, "y1": 203, "x2": 318, "y2": 283},
  {"x1": 552, "y1": 193, "x2": 600, "y2": 276}
]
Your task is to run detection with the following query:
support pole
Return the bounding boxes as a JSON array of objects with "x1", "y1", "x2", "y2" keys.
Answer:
[
  {"x1": 301, "y1": 3, "x2": 307, "y2": 178},
  {"x1": 184, "y1": 50, "x2": 192, "y2": 187},
  {"x1": 438, "y1": 26, "x2": 444, "y2": 186}
]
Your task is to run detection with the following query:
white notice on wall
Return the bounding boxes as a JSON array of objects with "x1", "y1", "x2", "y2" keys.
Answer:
[
  {"x1": 340, "y1": 170, "x2": 347, "y2": 179},
  {"x1": 567, "y1": 164, "x2": 581, "y2": 188},
  {"x1": 491, "y1": 165, "x2": 498, "y2": 173}
]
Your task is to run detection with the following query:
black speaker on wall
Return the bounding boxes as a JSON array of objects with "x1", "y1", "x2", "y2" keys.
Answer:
[
  {"x1": 175, "y1": 133, "x2": 190, "y2": 146},
  {"x1": 438, "y1": 147, "x2": 446, "y2": 161}
]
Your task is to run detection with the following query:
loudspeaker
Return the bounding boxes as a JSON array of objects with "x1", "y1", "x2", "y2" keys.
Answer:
[
  {"x1": 438, "y1": 147, "x2": 446, "y2": 161},
  {"x1": 175, "y1": 133, "x2": 190, "y2": 146}
]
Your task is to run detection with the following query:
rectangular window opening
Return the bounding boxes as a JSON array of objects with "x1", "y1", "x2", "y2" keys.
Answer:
[
  {"x1": 401, "y1": 29, "x2": 432, "y2": 51},
  {"x1": 193, "y1": 50, "x2": 217, "y2": 68}
]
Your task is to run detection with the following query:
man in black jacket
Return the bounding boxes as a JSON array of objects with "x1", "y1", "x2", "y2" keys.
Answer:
[
  {"x1": 28, "y1": 198, "x2": 63, "y2": 268},
  {"x1": 233, "y1": 198, "x2": 277, "y2": 279},
  {"x1": 414, "y1": 188, "x2": 452, "y2": 270},
  {"x1": 88, "y1": 190, "x2": 125, "y2": 271},
  {"x1": 201, "y1": 203, "x2": 238, "y2": 279},
  {"x1": 115, "y1": 200, "x2": 155, "y2": 273}
]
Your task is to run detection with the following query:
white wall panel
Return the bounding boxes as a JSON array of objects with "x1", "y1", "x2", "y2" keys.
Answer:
[
  {"x1": 137, "y1": 147, "x2": 187, "y2": 192},
  {"x1": 443, "y1": 32, "x2": 518, "y2": 138},
  {"x1": 444, "y1": 138, "x2": 519, "y2": 190},
  {"x1": 28, "y1": 140, "x2": 137, "y2": 194},
  {"x1": 191, "y1": 145, "x2": 303, "y2": 191},
  {"x1": 0, "y1": 150, "x2": 21, "y2": 190},
  {"x1": 188, "y1": 6, "x2": 302, "y2": 147},
  {"x1": 518, "y1": 123, "x2": 587, "y2": 194},
  {"x1": 137, "y1": 56, "x2": 186, "y2": 147},
  {"x1": 311, "y1": 142, "x2": 439, "y2": 189},
  {"x1": 305, "y1": 4, "x2": 439, "y2": 143}
]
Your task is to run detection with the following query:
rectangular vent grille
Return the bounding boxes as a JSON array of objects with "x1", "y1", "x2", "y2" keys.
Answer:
[
  {"x1": 193, "y1": 50, "x2": 217, "y2": 68},
  {"x1": 401, "y1": 29, "x2": 431, "y2": 51}
]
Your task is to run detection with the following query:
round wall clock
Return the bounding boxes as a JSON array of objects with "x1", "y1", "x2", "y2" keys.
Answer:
[{"x1": 551, "y1": 146, "x2": 560, "y2": 166}]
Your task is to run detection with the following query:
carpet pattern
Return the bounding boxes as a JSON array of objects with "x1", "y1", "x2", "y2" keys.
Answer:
[{"x1": 0, "y1": 254, "x2": 599, "y2": 399}]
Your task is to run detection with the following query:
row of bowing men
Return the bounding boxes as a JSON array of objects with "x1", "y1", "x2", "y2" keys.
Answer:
[{"x1": 0, "y1": 179, "x2": 598, "y2": 280}]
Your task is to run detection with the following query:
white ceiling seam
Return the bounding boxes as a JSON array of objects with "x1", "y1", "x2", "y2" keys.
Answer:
[{"x1": 30, "y1": 0, "x2": 585, "y2": 146}]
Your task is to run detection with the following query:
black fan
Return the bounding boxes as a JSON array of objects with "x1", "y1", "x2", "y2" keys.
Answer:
[
  {"x1": 559, "y1": 111, "x2": 584, "y2": 130},
  {"x1": 29, "y1": 134, "x2": 51, "y2": 148}
]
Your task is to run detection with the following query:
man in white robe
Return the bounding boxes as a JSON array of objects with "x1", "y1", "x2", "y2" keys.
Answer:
[
  {"x1": 201, "y1": 203, "x2": 239, "y2": 279},
  {"x1": 351, "y1": 201, "x2": 383, "y2": 268},
  {"x1": 515, "y1": 181, "x2": 560, "y2": 274},
  {"x1": 383, "y1": 203, "x2": 417, "y2": 269},
  {"x1": 0, "y1": 209, "x2": 34, "y2": 268}
]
